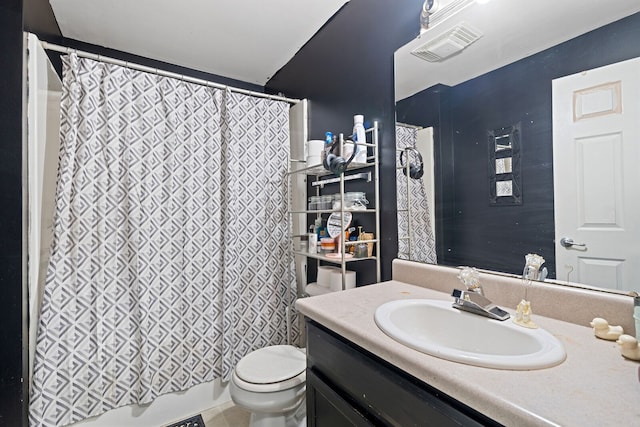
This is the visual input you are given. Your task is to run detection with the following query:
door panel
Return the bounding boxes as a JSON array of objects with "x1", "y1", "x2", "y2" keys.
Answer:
[
  {"x1": 577, "y1": 257, "x2": 623, "y2": 287},
  {"x1": 553, "y1": 57, "x2": 640, "y2": 291},
  {"x1": 575, "y1": 133, "x2": 622, "y2": 227}
]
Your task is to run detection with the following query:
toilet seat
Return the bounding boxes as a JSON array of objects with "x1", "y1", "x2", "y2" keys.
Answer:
[{"x1": 233, "y1": 345, "x2": 306, "y2": 393}]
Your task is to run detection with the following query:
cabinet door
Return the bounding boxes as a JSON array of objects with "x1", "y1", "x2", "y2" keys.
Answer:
[
  {"x1": 307, "y1": 320, "x2": 501, "y2": 427},
  {"x1": 307, "y1": 369, "x2": 375, "y2": 427}
]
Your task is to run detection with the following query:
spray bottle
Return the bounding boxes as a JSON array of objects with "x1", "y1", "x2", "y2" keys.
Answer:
[{"x1": 352, "y1": 115, "x2": 367, "y2": 163}]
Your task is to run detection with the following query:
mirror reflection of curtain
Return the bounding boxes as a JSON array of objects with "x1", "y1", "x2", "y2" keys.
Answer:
[
  {"x1": 396, "y1": 125, "x2": 437, "y2": 263},
  {"x1": 29, "y1": 53, "x2": 296, "y2": 427}
]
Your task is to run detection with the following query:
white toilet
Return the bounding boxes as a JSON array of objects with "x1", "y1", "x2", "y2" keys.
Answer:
[{"x1": 230, "y1": 344, "x2": 307, "y2": 427}]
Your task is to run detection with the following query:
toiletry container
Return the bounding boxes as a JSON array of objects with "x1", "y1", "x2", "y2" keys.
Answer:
[
  {"x1": 352, "y1": 115, "x2": 367, "y2": 164},
  {"x1": 345, "y1": 192, "x2": 368, "y2": 210},
  {"x1": 355, "y1": 243, "x2": 368, "y2": 258},
  {"x1": 322, "y1": 132, "x2": 333, "y2": 166},
  {"x1": 308, "y1": 196, "x2": 321, "y2": 210},
  {"x1": 320, "y1": 195, "x2": 333, "y2": 210},
  {"x1": 308, "y1": 233, "x2": 318, "y2": 254},
  {"x1": 320, "y1": 238, "x2": 336, "y2": 253},
  {"x1": 332, "y1": 192, "x2": 368, "y2": 210},
  {"x1": 325, "y1": 131, "x2": 333, "y2": 146}
]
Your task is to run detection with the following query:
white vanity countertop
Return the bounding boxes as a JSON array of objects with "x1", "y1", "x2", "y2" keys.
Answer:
[{"x1": 296, "y1": 281, "x2": 640, "y2": 427}]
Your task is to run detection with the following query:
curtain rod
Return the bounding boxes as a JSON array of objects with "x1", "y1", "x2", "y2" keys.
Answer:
[
  {"x1": 41, "y1": 41, "x2": 301, "y2": 105},
  {"x1": 396, "y1": 122, "x2": 424, "y2": 130}
]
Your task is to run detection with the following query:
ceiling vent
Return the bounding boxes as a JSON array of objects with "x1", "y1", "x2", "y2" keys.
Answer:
[{"x1": 411, "y1": 22, "x2": 483, "y2": 62}]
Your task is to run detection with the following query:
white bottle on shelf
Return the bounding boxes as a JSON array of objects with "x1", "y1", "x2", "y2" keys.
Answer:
[{"x1": 352, "y1": 114, "x2": 367, "y2": 164}]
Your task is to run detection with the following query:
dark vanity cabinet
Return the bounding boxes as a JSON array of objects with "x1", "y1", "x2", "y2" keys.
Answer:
[{"x1": 305, "y1": 320, "x2": 503, "y2": 427}]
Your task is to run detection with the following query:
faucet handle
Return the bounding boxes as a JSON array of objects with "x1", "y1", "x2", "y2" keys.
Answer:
[{"x1": 458, "y1": 267, "x2": 484, "y2": 295}]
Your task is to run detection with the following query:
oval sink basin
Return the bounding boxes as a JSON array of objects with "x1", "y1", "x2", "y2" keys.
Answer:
[{"x1": 374, "y1": 299, "x2": 566, "y2": 370}]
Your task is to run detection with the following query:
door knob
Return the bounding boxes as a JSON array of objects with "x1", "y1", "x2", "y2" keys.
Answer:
[{"x1": 560, "y1": 237, "x2": 586, "y2": 248}]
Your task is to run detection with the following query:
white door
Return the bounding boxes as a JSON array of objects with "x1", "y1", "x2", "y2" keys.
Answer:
[{"x1": 553, "y1": 57, "x2": 640, "y2": 292}]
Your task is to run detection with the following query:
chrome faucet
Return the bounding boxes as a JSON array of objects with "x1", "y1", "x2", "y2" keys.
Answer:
[
  {"x1": 453, "y1": 267, "x2": 509, "y2": 320},
  {"x1": 451, "y1": 289, "x2": 510, "y2": 321}
]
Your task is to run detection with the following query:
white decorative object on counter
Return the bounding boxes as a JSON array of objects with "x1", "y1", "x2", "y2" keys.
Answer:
[
  {"x1": 590, "y1": 317, "x2": 624, "y2": 341},
  {"x1": 514, "y1": 299, "x2": 538, "y2": 329},
  {"x1": 616, "y1": 334, "x2": 640, "y2": 361}
]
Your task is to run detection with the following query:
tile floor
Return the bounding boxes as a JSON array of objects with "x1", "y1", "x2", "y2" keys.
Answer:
[{"x1": 201, "y1": 401, "x2": 250, "y2": 427}]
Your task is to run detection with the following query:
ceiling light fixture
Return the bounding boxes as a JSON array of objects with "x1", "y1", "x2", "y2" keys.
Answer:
[{"x1": 420, "y1": 0, "x2": 440, "y2": 31}]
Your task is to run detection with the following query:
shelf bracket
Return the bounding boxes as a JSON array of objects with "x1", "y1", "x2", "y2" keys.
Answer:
[{"x1": 312, "y1": 172, "x2": 371, "y2": 188}]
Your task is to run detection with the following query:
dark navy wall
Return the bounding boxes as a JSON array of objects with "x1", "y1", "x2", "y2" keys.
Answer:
[
  {"x1": 396, "y1": 12, "x2": 640, "y2": 278},
  {"x1": 267, "y1": 0, "x2": 425, "y2": 282},
  {"x1": 0, "y1": 0, "x2": 27, "y2": 425}
]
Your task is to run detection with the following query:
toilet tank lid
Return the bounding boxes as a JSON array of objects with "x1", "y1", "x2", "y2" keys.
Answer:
[{"x1": 235, "y1": 345, "x2": 306, "y2": 384}]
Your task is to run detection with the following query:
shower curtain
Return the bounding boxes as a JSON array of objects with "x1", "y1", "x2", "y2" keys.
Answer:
[
  {"x1": 396, "y1": 125, "x2": 437, "y2": 264},
  {"x1": 29, "y1": 54, "x2": 296, "y2": 427}
]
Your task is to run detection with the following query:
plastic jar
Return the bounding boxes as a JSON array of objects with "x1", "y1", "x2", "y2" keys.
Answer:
[
  {"x1": 333, "y1": 192, "x2": 368, "y2": 210},
  {"x1": 320, "y1": 195, "x2": 333, "y2": 210},
  {"x1": 308, "y1": 196, "x2": 321, "y2": 210},
  {"x1": 345, "y1": 191, "x2": 367, "y2": 204},
  {"x1": 320, "y1": 237, "x2": 336, "y2": 252},
  {"x1": 355, "y1": 242, "x2": 369, "y2": 258}
]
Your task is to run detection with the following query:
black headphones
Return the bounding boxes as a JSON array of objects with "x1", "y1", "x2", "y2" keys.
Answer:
[
  {"x1": 399, "y1": 147, "x2": 424, "y2": 179},
  {"x1": 323, "y1": 139, "x2": 356, "y2": 175}
]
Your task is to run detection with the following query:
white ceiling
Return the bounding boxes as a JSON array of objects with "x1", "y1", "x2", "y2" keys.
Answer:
[
  {"x1": 395, "y1": 0, "x2": 640, "y2": 101},
  {"x1": 49, "y1": 0, "x2": 349, "y2": 85}
]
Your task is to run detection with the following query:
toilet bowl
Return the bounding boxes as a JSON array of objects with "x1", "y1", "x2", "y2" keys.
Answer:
[{"x1": 230, "y1": 345, "x2": 307, "y2": 427}]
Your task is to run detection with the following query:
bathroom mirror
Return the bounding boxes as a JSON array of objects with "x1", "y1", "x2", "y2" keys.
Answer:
[{"x1": 394, "y1": 0, "x2": 640, "y2": 293}]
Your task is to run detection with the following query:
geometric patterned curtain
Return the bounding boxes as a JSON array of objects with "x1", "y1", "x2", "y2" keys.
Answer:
[
  {"x1": 396, "y1": 124, "x2": 437, "y2": 264},
  {"x1": 29, "y1": 53, "x2": 296, "y2": 427}
]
